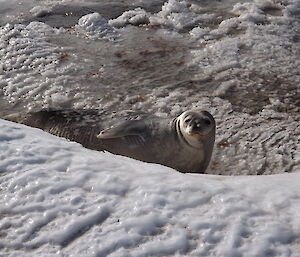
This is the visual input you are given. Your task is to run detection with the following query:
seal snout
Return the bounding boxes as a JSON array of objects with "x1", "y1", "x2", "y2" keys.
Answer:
[{"x1": 186, "y1": 118, "x2": 211, "y2": 136}]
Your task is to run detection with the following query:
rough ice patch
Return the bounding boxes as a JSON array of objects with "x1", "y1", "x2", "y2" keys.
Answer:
[
  {"x1": 108, "y1": 8, "x2": 150, "y2": 28},
  {"x1": 185, "y1": 0, "x2": 300, "y2": 176},
  {"x1": 149, "y1": 0, "x2": 203, "y2": 30},
  {"x1": 108, "y1": 0, "x2": 213, "y2": 30},
  {"x1": 0, "y1": 22, "x2": 76, "y2": 109},
  {"x1": 76, "y1": 12, "x2": 118, "y2": 40}
]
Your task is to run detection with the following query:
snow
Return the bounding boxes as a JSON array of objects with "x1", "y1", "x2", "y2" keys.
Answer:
[
  {"x1": 0, "y1": 22, "x2": 74, "y2": 110},
  {"x1": 76, "y1": 13, "x2": 118, "y2": 40},
  {"x1": 0, "y1": 0, "x2": 300, "y2": 255},
  {"x1": 108, "y1": 8, "x2": 150, "y2": 28},
  {"x1": 108, "y1": 0, "x2": 214, "y2": 30},
  {"x1": 1, "y1": 119, "x2": 300, "y2": 256}
]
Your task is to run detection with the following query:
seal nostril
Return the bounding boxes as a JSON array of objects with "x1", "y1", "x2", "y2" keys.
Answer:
[
  {"x1": 203, "y1": 119, "x2": 211, "y2": 126},
  {"x1": 192, "y1": 122, "x2": 201, "y2": 130}
]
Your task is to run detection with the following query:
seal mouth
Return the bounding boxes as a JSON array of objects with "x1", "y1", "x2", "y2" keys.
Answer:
[{"x1": 189, "y1": 132, "x2": 205, "y2": 139}]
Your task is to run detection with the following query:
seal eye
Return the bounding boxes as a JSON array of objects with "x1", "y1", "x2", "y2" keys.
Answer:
[
  {"x1": 184, "y1": 118, "x2": 191, "y2": 124},
  {"x1": 204, "y1": 119, "x2": 211, "y2": 126}
]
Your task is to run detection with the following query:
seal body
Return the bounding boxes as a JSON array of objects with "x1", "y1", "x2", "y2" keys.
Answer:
[{"x1": 4, "y1": 109, "x2": 216, "y2": 173}]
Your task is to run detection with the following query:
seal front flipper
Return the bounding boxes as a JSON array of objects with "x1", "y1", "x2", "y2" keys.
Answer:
[{"x1": 97, "y1": 120, "x2": 147, "y2": 144}]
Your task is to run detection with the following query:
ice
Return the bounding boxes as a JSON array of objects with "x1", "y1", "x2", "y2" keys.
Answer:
[
  {"x1": 0, "y1": 0, "x2": 37, "y2": 25},
  {"x1": 30, "y1": 6, "x2": 53, "y2": 18},
  {"x1": 0, "y1": 119, "x2": 300, "y2": 256},
  {"x1": 108, "y1": 0, "x2": 214, "y2": 30},
  {"x1": 76, "y1": 12, "x2": 118, "y2": 40},
  {"x1": 0, "y1": 0, "x2": 300, "y2": 254},
  {"x1": 0, "y1": 22, "x2": 75, "y2": 110},
  {"x1": 108, "y1": 8, "x2": 150, "y2": 28}
]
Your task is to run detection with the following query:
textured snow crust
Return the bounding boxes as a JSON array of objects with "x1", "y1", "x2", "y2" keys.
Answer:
[
  {"x1": 0, "y1": 0, "x2": 299, "y2": 175},
  {"x1": 0, "y1": 22, "x2": 76, "y2": 110},
  {"x1": 0, "y1": 0, "x2": 300, "y2": 255},
  {"x1": 1, "y1": 119, "x2": 300, "y2": 257}
]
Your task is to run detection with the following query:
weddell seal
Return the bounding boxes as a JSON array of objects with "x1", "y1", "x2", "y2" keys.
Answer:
[{"x1": 4, "y1": 109, "x2": 216, "y2": 173}]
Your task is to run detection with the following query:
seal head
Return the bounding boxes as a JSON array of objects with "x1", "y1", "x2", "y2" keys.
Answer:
[{"x1": 176, "y1": 110, "x2": 215, "y2": 149}]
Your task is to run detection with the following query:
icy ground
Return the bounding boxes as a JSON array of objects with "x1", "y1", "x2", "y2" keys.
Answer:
[
  {"x1": 1, "y1": 119, "x2": 300, "y2": 257},
  {"x1": 0, "y1": 0, "x2": 300, "y2": 255}
]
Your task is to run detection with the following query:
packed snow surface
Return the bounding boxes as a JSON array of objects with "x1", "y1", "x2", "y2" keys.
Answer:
[
  {"x1": 0, "y1": 0, "x2": 300, "y2": 255},
  {"x1": 1, "y1": 119, "x2": 300, "y2": 257},
  {"x1": 0, "y1": 0, "x2": 299, "y2": 176}
]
